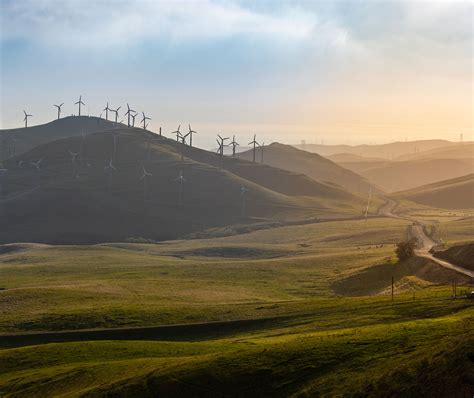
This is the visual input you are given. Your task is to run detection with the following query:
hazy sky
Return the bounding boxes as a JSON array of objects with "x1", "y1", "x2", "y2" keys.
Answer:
[{"x1": 1, "y1": 0, "x2": 472, "y2": 147}]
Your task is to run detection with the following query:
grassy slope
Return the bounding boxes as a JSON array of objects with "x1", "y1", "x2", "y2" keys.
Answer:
[
  {"x1": 0, "y1": 299, "x2": 472, "y2": 397},
  {"x1": 1, "y1": 214, "x2": 473, "y2": 396},
  {"x1": 393, "y1": 174, "x2": 474, "y2": 210},
  {"x1": 0, "y1": 116, "x2": 118, "y2": 161},
  {"x1": 0, "y1": 217, "x2": 409, "y2": 333},
  {"x1": 1, "y1": 128, "x2": 368, "y2": 244}
]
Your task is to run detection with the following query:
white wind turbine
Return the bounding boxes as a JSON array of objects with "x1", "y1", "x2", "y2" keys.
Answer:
[
  {"x1": 23, "y1": 110, "x2": 32, "y2": 128},
  {"x1": 240, "y1": 185, "x2": 249, "y2": 217},
  {"x1": 54, "y1": 103, "x2": 64, "y2": 119},
  {"x1": 31, "y1": 158, "x2": 43, "y2": 171},
  {"x1": 174, "y1": 170, "x2": 186, "y2": 206},
  {"x1": 139, "y1": 165, "x2": 152, "y2": 201}
]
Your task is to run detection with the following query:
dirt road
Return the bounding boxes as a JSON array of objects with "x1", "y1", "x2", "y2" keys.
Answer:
[{"x1": 380, "y1": 198, "x2": 473, "y2": 278}]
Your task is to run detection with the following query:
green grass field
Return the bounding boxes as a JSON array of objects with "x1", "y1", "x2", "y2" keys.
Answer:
[{"x1": 1, "y1": 215, "x2": 473, "y2": 396}]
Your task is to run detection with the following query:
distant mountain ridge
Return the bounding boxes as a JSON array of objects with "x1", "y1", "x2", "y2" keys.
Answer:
[
  {"x1": 237, "y1": 142, "x2": 381, "y2": 195},
  {"x1": 297, "y1": 139, "x2": 466, "y2": 160}
]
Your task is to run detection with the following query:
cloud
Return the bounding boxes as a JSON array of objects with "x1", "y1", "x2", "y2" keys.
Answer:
[{"x1": 0, "y1": 0, "x2": 320, "y2": 48}]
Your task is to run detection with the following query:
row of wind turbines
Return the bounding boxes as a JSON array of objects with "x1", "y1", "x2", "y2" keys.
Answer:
[
  {"x1": 21, "y1": 95, "x2": 267, "y2": 163},
  {"x1": 23, "y1": 95, "x2": 152, "y2": 129}
]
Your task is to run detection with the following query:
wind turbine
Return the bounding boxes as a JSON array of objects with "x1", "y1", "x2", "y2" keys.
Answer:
[
  {"x1": 68, "y1": 149, "x2": 80, "y2": 178},
  {"x1": 124, "y1": 103, "x2": 136, "y2": 127},
  {"x1": 139, "y1": 165, "x2": 152, "y2": 201},
  {"x1": 216, "y1": 135, "x2": 229, "y2": 169},
  {"x1": 75, "y1": 95, "x2": 85, "y2": 116},
  {"x1": 68, "y1": 150, "x2": 80, "y2": 163},
  {"x1": 103, "y1": 102, "x2": 111, "y2": 121},
  {"x1": 174, "y1": 170, "x2": 186, "y2": 206},
  {"x1": 111, "y1": 106, "x2": 121, "y2": 123},
  {"x1": 240, "y1": 186, "x2": 249, "y2": 217},
  {"x1": 141, "y1": 112, "x2": 151, "y2": 129},
  {"x1": 54, "y1": 103, "x2": 64, "y2": 120},
  {"x1": 104, "y1": 158, "x2": 116, "y2": 191},
  {"x1": 248, "y1": 134, "x2": 260, "y2": 163},
  {"x1": 260, "y1": 142, "x2": 265, "y2": 163},
  {"x1": 104, "y1": 158, "x2": 116, "y2": 173},
  {"x1": 130, "y1": 112, "x2": 138, "y2": 127},
  {"x1": 31, "y1": 158, "x2": 43, "y2": 172},
  {"x1": 23, "y1": 110, "x2": 32, "y2": 128},
  {"x1": 171, "y1": 125, "x2": 181, "y2": 142},
  {"x1": 230, "y1": 135, "x2": 239, "y2": 156},
  {"x1": 217, "y1": 135, "x2": 229, "y2": 156},
  {"x1": 188, "y1": 124, "x2": 197, "y2": 147},
  {"x1": 180, "y1": 132, "x2": 190, "y2": 161}
]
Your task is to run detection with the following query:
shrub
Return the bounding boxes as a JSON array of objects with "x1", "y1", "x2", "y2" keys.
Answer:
[{"x1": 395, "y1": 237, "x2": 418, "y2": 261}]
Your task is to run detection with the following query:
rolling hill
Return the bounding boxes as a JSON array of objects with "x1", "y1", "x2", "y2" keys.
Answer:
[
  {"x1": 0, "y1": 116, "x2": 118, "y2": 161},
  {"x1": 236, "y1": 142, "x2": 381, "y2": 195},
  {"x1": 433, "y1": 243, "x2": 474, "y2": 271},
  {"x1": 0, "y1": 119, "x2": 366, "y2": 244},
  {"x1": 393, "y1": 174, "x2": 474, "y2": 209},
  {"x1": 361, "y1": 158, "x2": 473, "y2": 193},
  {"x1": 396, "y1": 142, "x2": 474, "y2": 161},
  {"x1": 296, "y1": 139, "x2": 464, "y2": 159}
]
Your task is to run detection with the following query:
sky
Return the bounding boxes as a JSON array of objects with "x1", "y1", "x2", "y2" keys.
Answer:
[{"x1": 0, "y1": 0, "x2": 472, "y2": 147}]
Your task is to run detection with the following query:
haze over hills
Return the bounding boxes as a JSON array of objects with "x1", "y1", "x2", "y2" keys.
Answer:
[
  {"x1": 326, "y1": 141, "x2": 473, "y2": 192},
  {"x1": 0, "y1": 116, "x2": 118, "y2": 161},
  {"x1": 0, "y1": 118, "x2": 365, "y2": 244},
  {"x1": 393, "y1": 174, "x2": 474, "y2": 209},
  {"x1": 396, "y1": 142, "x2": 473, "y2": 161},
  {"x1": 358, "y1": 158, "x2": 473, "y2": 192},
  {"x1": 236, "y1": 142, "x2": 381, "y2": 195},
  {"x1": 297, "y1": 139, "x2": 465, "y2": 160}
]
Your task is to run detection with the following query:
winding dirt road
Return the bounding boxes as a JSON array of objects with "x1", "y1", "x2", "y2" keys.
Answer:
[{"x1": 380, "y1": 198, "x2": 473, "y2": 278}]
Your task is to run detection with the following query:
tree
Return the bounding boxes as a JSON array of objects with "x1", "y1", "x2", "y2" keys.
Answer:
[{"x1": 395, "y1": 237, "x2": 418, "y2": 261}]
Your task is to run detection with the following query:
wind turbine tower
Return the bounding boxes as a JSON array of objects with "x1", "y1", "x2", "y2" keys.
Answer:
[
  {"x1": 75, "y1": 95, "x2": 85, "y2": 116},
  {"x1": 230, "y1": 135, "x2": 239, "y2": 156},
  {"x1": 364, "y1": 188, "x2": 372, "y2": 227},
  {"x1": 103, "y1": 102, "x2": 111, "y2": 121},
  {"x1": 188, "y1": 125, "x2": 198, "y2": 147},
  {"x1": 54, "y1": 103, "x2": 64, "y2": 120},
  {"x1": 141, "y1": 112, "x2": 151, "y2": 129},
  {"x1": 171, "y1": 125, "x2": 181, "y2": 142},
  {"x1": 240, "y1": 186, "x2": 249, "y2": 217},
  {"x1": 174, "y1": 170, "x2": 186, "y2": 206},
  {"x1": 248, "y1": 134, "x2": 259, "y2": 163},
  {"x1": 125, "y1": 103, "x2": 136, "y2": 127},
  {"x1": 139, "y1": 165, "x2": 152, "y2": 201},
  {"x1": 23, "y1": 110, "x2": 32, "y2": 128},
  {"x1": 217, "y1": 134, "x2": 229, "y2": 168}
]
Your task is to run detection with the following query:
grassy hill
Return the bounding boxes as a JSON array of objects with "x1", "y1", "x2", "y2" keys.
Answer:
[
  {"x1": 393, "y1": 174, "x2": 474, "y2": 209},
  {"x1": 0, "y1": 116, "x2": 118, "y2": 161},
  {"x1": 237, "y1": 142, "x2": 381, "y2": 195},
  {"x1": 0, "y1": 123, "x2": 365, "y2": 244},
  {"x1": 434, "y1": 243, "x2": 474, "y2": 271},
  {"x1": 0, "y1": 217, "x2": 472, "y2": 397}
]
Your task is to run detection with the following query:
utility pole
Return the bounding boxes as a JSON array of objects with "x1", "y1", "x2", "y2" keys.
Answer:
[{"x1": 391, "y1": 276, "x2": 394, "y2": 303}]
